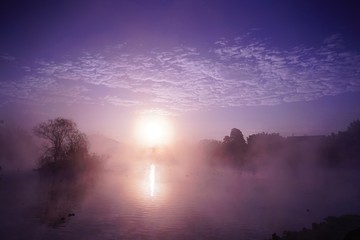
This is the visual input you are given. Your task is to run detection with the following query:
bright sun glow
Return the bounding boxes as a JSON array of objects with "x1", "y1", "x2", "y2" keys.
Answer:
[{"x1": 135, "y1": 114, "x2": 174, "y2": 146}]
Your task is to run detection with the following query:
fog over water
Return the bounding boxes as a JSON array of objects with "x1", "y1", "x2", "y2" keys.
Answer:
[
  {"x1": 2, "y1": 1, "x2": 360, "y2": 239},
  {"x1": 1, "y1": 123, "x2": 360, "y2": 240}
]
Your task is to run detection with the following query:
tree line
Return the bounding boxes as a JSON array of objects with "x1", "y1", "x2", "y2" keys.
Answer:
[{"x1": 199, "y1": 120, "x2": 360, "y2": 168}]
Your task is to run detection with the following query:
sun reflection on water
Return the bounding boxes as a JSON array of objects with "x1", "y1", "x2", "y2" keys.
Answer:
[{"x1": 149, "y1": 164, "x2": 155, "y2": 197}]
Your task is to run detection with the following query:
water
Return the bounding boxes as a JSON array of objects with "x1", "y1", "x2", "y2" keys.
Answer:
[{"x1": 1, "y1": 163, "x2": 360, "y2": 240}]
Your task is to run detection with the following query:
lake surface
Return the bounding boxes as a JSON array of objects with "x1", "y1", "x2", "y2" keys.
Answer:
[{"x1": 1, "y1": 162, "x2": 360, "y2": 240}]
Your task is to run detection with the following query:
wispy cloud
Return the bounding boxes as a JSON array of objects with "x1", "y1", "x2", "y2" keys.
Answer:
[
  {"x1": 102, "y1": 95, "x2": 140, "y2": 107},
  {"x1": 0, "y1": 54, "x2": 16, "y2": 61},
  {"x1": 1, "y1": 34, "x2": 359, "y2": 113}
]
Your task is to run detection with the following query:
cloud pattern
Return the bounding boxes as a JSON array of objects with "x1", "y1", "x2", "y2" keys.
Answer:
[{"x1": 1, "y1": 34, "x2": 360, "y2": 113}]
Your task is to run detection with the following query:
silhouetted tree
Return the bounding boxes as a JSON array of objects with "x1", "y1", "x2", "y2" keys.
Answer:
[
  {"x1": 199, "y1": 139, "x2": 223, "y2": 165},
  {"x1": 222, "y1": 128, "x2": 247, "y2": 165},
  {"x1": 33, "y1": 118, "x2": 102, "y2": 227},
  {"x1": 247, "y1": 132, "x2": 283, "y2": 155},
  {"x1": 317, "y1": 120, "x2": 360, "y2": 168},
  {"x1": 34, "y1": 118, "x2": 85, "y2": 162},
  {"x1": 344, "y1": 120, "x2": 360, "y2": 153},
  {"x1": 33, "y1": 117, "x2": 100, "y2": 173}
]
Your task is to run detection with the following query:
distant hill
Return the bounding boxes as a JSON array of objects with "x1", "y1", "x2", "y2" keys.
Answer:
[
  {"x1": 87, "y1": 134, "x2": 125, "y2": 156},
  {"x1": 86, "y1": 134, "x2": 134, "y2": 171}
]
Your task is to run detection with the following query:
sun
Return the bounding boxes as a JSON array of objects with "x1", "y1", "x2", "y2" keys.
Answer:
[{"x1": 134, "y1": 114, "x2": 174, "y2": 147}]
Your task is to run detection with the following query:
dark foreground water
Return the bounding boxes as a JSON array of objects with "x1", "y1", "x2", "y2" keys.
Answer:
[{"x1": 1, "y1": 163, "x2": 360, "y2": 240}]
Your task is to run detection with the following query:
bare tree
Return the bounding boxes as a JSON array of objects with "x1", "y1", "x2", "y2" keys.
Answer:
[
  {"x1": 33, "y1": 117, "x2": 87, "y2": 169},
  {"x1": 34, "y1": 118, "x2": 101, "y2": 225}
]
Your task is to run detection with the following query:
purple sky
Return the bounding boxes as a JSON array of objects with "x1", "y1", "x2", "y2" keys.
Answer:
[{"x1": 1, "y1": 0, "x2": 360, "y2": 142}]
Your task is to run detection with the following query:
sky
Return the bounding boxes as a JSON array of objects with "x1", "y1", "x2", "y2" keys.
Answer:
[{"x1": 1, "y1": 0, "x2": 360, "y2": 142}]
